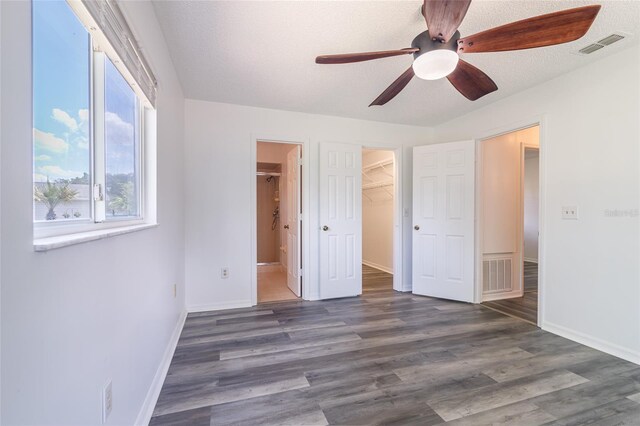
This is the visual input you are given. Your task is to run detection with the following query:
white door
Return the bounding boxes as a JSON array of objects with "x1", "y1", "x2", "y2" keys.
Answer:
[
  {"x1": 286, "y1": 145, "x2": 301, "y2": 297},
  {"x1": 319, "y1": 142, "x2": 362, "y2": 299},
  {"x1": 412, "y1": 141, "x2": 475, "y2": 302}
]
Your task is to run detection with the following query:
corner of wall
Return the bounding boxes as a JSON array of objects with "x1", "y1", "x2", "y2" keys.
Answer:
[{"x1": 134, "y1": 310, "x2": 187, "y2": 425}]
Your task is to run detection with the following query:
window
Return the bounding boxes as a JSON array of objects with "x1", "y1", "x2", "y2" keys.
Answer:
[
  {"x1": 32, "y1": 1, "x2": 91, "y2": 222},
  {"x1": 32, "y1": 0, "x2": 155, "y2": 240},
  {"x1": 105, "y1": 57, "x2": 141, "y2": 219}
]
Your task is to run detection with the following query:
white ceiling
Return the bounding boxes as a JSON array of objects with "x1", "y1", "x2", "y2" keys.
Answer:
[{"x1": 152, "y1": 0, "x2": 639, "y2": 127}]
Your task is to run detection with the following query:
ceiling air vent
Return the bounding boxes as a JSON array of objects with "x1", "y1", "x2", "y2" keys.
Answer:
[
  {"x1": 597, "y1": 33, "x2": 625, "y2": 46},
  {"x1": 579, "y1": 43, "x2": 604, "y2": 54},
  {"x1": 576, "y1": 33, "x2": 627, "y2": 55}
]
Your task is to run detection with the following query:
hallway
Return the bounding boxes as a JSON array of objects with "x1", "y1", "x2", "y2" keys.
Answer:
[
  {"x1": 483, "y1": 261, "x2": 538, "y2": 325},
  {"x1": 362, "y1": 264, "x2": 392, "y2": 293}
]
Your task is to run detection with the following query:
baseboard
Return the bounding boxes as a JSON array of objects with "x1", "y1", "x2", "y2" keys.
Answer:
[
  {"x1": 523, "y1": 257, "x2": 539, "y2": 263},
  {"x1": 362, "y1": 260, "x2": 394, "y2": 275},
  {"x1": 135, "y1": 310, "x2": 187, "y2": 426},
  {"x1": 482, "y1": 289, "x2": 523, "y2": 302},
  {"x1": 187, "y1": 300, "x2": 253, "y2": 313},
  {"x1": 542, "y1": 321, "x2": 640, "y2": 365}
]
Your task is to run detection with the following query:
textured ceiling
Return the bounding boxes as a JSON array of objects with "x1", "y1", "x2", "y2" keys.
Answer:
[{"x1": 152, "y1": 0, "x2": 639, "y2": 127}]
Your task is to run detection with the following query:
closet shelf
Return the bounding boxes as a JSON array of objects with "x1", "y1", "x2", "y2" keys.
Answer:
[
  {"x1": 363, "y1": 181, "x2": 393, "y2": 190},
  {"x1": 362, "y1": 159, "x2": 393, "y2": 173}
]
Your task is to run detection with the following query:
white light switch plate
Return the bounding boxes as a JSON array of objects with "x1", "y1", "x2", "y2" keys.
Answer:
[{"x1": 562, "y1": 205, "x2": 578, "y2": 220}]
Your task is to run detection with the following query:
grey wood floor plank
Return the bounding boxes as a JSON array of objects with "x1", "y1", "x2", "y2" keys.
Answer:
[
  {"x1": 153, "y1": 374, "x2": 310, "y2": 417},
  {"x1": 481, "y1": 347, "x2": 602, "y2": 382},
  {"x1": 627, "y1": 391, "x2": 640, "y2": 403},
  {"x1": 427, "y1": 369, "x2": 589, "y2": 421},
  {"x1": 443, "y1": 401, "x2": 557, "y2": 426},
  {"x1": 532, "y1": 374, "x2": 640, "y2": 419},
  {"x1": 150, "y1": 266, "x2": 640, "y2": 425},
  {"x1": 149, "y1": 405, "x2": 212, "y2": 426},
  {"x1": 545, "y1": 397, "x2": 640, "y2": 426}
]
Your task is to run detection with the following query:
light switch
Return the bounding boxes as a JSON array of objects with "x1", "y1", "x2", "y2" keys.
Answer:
[{"x1": 562, "y1": 205, "x2": 578, "y2": 220}]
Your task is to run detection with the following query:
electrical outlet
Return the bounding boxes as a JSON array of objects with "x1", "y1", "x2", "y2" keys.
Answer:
[
  {"x1": 102, "y1": 381, "x2": 113, "y2": 423},
  {"x1": 562, "y1": 205, "x2": 578, "y2": 220},
  {"x1": 221, "y1": 267, "x2": 230, "y2": 279}
]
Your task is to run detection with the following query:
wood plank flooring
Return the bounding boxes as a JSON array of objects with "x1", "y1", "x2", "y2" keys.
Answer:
[
  {"x1": 150, "y1": 265, "x2": 640, "y2": 425},
  {"x1": 483, "y1": 261, "x2": 539, "y2": 324},
  {"x1": 362, "y1": 264, "x2": 393, "y2": 293}
]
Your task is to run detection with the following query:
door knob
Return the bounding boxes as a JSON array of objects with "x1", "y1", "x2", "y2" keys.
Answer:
[
  {"x1": 322, "y1": 225, "x2": 329, "y2": 231},
  {"x1": 284, "y1": 225, "x2": 290, "y2": 229},
  {"x1": 414, "y1": 225, "x2": 420, "y2": 230}
]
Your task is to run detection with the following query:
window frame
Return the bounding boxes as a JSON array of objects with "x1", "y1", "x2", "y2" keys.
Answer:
[{"x1": 33, "y1": 1, "x2": 153, "y2": 241}]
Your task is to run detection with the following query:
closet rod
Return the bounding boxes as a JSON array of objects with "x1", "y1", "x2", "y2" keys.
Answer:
[
  {"x1": 362, "y1": 159, "x2": 393, "y2": 173},
  {"x1": 257, "y1": 172, "x2": 281, "y2": 177}
]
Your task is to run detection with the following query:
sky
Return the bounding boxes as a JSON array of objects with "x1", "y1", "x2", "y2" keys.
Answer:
[{"x1": 33, "y1": 0, "x2": 137, "y2": 183}]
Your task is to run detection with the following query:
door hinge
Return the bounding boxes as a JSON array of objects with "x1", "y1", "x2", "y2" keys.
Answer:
[{"x1": 298, "y1": 158, "x2": 303, "y2": 166}]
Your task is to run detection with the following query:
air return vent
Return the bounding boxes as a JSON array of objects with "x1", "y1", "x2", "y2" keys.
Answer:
[
  {"x1": 579, "y1": 43, "x2": 605, "y2": 55},
  {"x1": 483, "y1": 258, "x2": 512, "y2": 293},
  {"x1": 577, "y1": 33, "x2": 627, "y2": 55},
  {"x1": 597, "y1": 33, "x2": 625, "y2": 46}
]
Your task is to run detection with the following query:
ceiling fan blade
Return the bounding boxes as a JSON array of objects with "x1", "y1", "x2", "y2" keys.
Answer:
[
  {"x1": 369, "y1": 67, "x2": 415, "y2": 106},
  {"x1": 447, "y1": 59, "x2": 497, "y2": 101},
  {"x1": 423, "y1": 0, "x2": 472, "y2": 42},
  {"x1": 316, "y1": 48, "x2": 418, "y2": 64},
  {"x1": 458, "y1": 5, "x2": 601, "y2": 53}
]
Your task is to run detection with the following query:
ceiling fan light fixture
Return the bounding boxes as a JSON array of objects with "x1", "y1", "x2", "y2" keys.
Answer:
[{"x1": 412, "y1": 49, "x2": 459, "y2": 80}]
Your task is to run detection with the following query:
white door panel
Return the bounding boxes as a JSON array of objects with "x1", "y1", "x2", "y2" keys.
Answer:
[
  {"x1": 286, "y1": 145, "x2": 301, "y2": 297},
  {"x1": 319, "y1": 143, "x2": 362, "y2": 299},
  {"x1": 412, "y1": 141, "x2": 475, "y2": 302}
]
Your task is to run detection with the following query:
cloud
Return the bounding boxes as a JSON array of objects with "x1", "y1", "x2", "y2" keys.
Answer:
[
  {"x1": 38, "y1": 165, "x2": 84, "y2": 180},
  {"x1": 78, "y1": 109, "x2": 89, "y2": 122},
  {"x1": 34, "y1": 129, "x2": 68, "y2": 153},
  {"x1": 73, "y1": 135, "x2": 89, "y2": 150},
  {"x1": 35, "y1": 154, "x2": 52, "y2": 162},
  {"x1": 105, "y1": 111, "x2": 134, "y2": 146},
  {"x1": 33, "y1": 173, "x2": 48, "y2": 183},
  {"x1": 52, "y1": 108, "x2": 79, "y2": 132}
]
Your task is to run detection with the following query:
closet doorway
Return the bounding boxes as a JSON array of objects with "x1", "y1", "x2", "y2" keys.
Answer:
[
  {"x1": 361, "y1": 148, "x2": 396, "y2": 293},
  {"x1": 479, "y1": 125, "x2": 540, "y2": 325},
  {"x1": 256, "y1": 141, "x2": 302, "y2": 303}
]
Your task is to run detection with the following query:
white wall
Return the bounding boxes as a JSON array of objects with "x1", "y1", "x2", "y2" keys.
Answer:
[
  {"x1": 524, "y1": 152, "x2": 540, "y2": 262},
  {"x1": 362, "y1": 150, "x2": 394, "y2": 273},
  {"x1": 482, "y1": 132, "x2": 521, "y2": 255},
  {"x1": 184, "y1": 100, "x2": 431, "y2": 310},
  {"x1": 434, "y1": 47, "x2": 640, "y2": 364},
  {"x1": 1, "y1": 1, "x2": 186, "y2": 424}
]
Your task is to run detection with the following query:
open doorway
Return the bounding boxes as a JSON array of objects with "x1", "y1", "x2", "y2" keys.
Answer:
[
  {"x1": 480, "y1": 126, "x2": 540, "y2": 324},
  {"x1": 256, "y1": 141, "x2": 302, "y2": 303},
  {"x1": 361, "y1": 149, "x2": 395, "y2": 293}
]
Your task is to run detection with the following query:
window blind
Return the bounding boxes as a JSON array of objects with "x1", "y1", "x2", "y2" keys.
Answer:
[{"x1": 73, "y1": 0, "x2": 157, "y2": 107}]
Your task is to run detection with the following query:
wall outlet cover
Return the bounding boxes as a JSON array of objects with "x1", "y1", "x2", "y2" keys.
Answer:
[{"x1": 562, "y1": 205, "x2": 578, "y2": 220}]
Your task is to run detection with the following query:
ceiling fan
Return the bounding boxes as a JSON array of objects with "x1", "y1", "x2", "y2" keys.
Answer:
[{"x1": 316, "y1": 1, "x2": 601, "y2": 105}]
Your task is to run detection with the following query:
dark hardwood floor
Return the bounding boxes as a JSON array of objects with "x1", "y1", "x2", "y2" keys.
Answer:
[
  {"x1": 150, "y1": 264, "x2": 640, "y2": 425},
  {"x1": 483, "y1": 261, "x2": 539, "y2": 325}
]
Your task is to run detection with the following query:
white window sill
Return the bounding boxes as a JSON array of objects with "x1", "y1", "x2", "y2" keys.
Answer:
[{"x1": 34, "y1": 223, "x2": 158, "y2": 252}]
